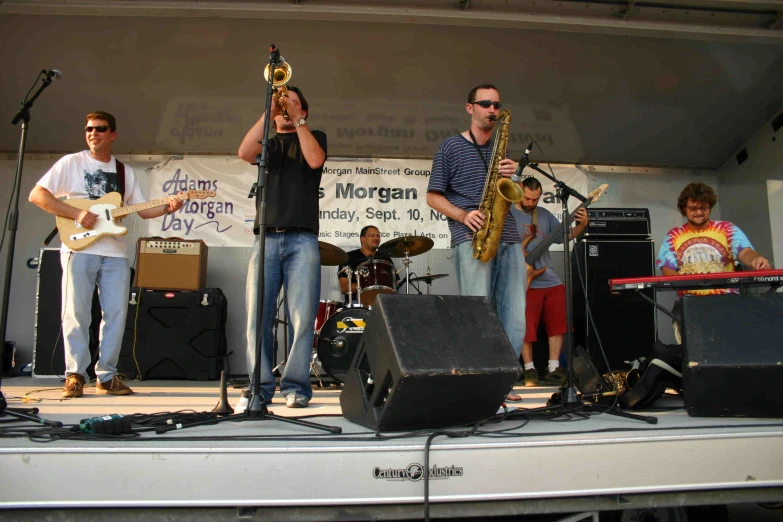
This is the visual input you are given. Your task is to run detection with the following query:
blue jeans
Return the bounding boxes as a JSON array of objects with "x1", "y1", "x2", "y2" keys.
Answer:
[
  {"x1": 246, "y1": 231, "x2": 320, "y2": 401},
  {"x1": 453, "y1": 241, "x2": 526, "y2": 357},
  {"x1": 60, "y1": 252, "x2": 130, "y2": 383}
]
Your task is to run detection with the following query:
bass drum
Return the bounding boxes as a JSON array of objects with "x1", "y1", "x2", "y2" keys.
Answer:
[{"x1": 316, "y1": 305, "x2": 371, "y2": 383}]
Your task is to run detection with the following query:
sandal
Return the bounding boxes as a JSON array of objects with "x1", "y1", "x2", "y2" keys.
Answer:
[{"x1": 505, "y1": 392, "x2": 522, "y2": 402}]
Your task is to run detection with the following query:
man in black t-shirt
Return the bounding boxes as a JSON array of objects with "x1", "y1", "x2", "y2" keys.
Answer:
[
  {"x1": 238, "y1": 86, "x2": 327, "y2": 409},
  {"x1": 338, "y1": 225, "x2": 398, "y2": 305}
]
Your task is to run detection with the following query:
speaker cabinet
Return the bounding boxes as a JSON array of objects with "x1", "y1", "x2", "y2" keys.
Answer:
[
  {"x1": 572, "y1": 239, "x2": 656, "y2": 373},
  {"x1": 340, "y1": 294, "x2": 520, "y2": 431},
  {"x1": 119, "y1": 288, "x2": 227, "y2": 380},
  {"x1": 33, "y1": 249, "x2": 102, "y2": 378},
  {"x1": 681, "y1": 293, "x2": 783, "y2": 418}
]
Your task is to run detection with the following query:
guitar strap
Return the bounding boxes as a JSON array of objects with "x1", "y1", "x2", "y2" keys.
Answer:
[
  {"x1": 43, "y1": 158, "x2": 127, "y2": 246},
  {"x1": 116, "y1": 159, "x2": 126, "y2": 205},
  {"x1": 531, "y1": 207, "x2": 538, "y2": 236}
]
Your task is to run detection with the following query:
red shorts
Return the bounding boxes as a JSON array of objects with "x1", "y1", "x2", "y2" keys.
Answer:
[{"x1": 524, "y1": 285, "x2": 567, "y2": 343}]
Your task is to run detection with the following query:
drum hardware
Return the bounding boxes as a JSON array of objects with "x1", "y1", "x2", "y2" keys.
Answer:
[
  {"x1": 377, "y1": 235, "x2": 434, "y2": 296},
  {"x1": 337, "y1": 266, "x2": 356, "y2": 307},
  {"x1": 310, "y1": 299, "x2": 343, "y2": 385},
  {"x1": 271, "y1": 291, "x2": 290, "y2": 377},
  {"x1": 409, "y1": 273, "x2": 450, "y2": 295}
]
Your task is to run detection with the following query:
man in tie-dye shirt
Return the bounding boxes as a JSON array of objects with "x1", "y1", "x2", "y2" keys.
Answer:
[{"x1": 656, "y1": 182, "x2": 770, "y2": 341}]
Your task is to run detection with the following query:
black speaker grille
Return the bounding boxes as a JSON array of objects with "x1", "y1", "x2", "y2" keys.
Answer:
[{"x1": 340, "y1": 295, "x2": 520, "y2": 431}]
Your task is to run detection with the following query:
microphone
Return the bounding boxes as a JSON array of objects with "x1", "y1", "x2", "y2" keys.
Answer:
[
  {"x1": 43, "y1": 69, "x2": 62, "y2": 81},
  {"x1": 510, "y1": 142, "x2": 534, "y2": 183}
]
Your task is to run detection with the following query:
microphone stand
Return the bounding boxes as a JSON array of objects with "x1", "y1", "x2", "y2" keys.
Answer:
[
  {"x1": 0, "y1": 71, "x2": 64, "y2": 427},
  {"x1": 158, "y1": 46, "x2": 338, "y2": 435},
  {"x1": 523, "y1": 162, "x2": 655, "y2": 424}
]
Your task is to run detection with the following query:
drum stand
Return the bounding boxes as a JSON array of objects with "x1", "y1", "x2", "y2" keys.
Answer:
[
  {"x1": 400, "y1": 250, "x2": 413, "y2": 294},
  {"x1": 354, "y1": 266, "x2": 365, "y2": 304},
  {"x1": 309, "y1": 352, "x2": 327, "y2": 388},
  {"x1": 271, "y1": 290, "x2": 289, "y2": 377}
]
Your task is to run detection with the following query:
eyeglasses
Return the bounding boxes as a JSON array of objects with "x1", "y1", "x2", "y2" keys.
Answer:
[
  {"x1": 686, "y1": 205, "x2": 710, "y2": 213},
  {"x1": 471, "y1": 100, "x2": 502, "y2": 109},
  {"x1": 85, "y1": 126, "x2": 110, "y2": 133}
]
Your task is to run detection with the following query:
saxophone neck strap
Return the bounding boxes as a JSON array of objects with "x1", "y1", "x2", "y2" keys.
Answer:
[{"x1": 468, "y1": 130, "x2": 490, "y2": 172}]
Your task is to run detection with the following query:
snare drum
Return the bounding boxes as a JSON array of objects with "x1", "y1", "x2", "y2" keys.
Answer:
[{"x1": 356, "y1": 259, "x2": 396, "y2": 306}]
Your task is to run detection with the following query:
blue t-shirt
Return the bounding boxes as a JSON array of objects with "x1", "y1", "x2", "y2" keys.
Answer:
[
  {"x1": 428, "y1": 134, "x2": 521, "y2": 247},
  {"x1": 510, "y1": 204, "x2": 563, "y2": 289}
]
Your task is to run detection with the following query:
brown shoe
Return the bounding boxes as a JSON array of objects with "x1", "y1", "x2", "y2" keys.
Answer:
[
  {"x1": 96, "y1": 375, "x2": 134, "y2": 395},
  {"x1": 62, "y1": 374, "x2": 85, "y2": 398}
]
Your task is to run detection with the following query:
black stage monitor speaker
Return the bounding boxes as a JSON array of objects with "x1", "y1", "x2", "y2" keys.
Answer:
[
  {"x1": 119, "y1": 288, "x2": 227, "y2": 380},
  {"x1": 681, "y1": 293, "x2": 783, "y2": 418},
  {"x1": 340, "y1": 294, "x2": 520, "y2": 431},
  {"x1": 572, "y1": 239, "x2": 656, "y2": 373}
]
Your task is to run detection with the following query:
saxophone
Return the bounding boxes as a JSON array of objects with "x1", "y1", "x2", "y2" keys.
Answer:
[{"x1": 472, "y1": 109, "x2": 525, "y2": 262}]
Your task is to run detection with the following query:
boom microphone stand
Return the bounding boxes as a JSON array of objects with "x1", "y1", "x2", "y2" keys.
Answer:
[
  {"x1": 518, "y1": 155, "x2": 655, "y2": 424},
  {"x1": 0, "y1": 70, "x2": 64, "y2": 428},
  {"x1": 2, "y1": 70, "x2": 59, "y2": 370},
  {"x1": 529, "y1": 161, "x2": 585, "y2": 406}
]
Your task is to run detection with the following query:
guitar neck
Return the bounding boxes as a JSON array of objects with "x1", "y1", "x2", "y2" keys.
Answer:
[
  {"x1": 525, "y1": 201, "x2": 591, "y2": 264},
  {"x1": 110, "y1": 197, "x2": 173, "y2": 218}
]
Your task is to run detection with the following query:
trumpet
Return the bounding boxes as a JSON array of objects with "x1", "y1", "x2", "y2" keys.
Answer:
[{"x1": 264, "y1": 58, "x2": 292, "y2": 121}]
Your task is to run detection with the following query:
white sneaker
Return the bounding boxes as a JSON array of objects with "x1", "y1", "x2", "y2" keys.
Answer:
[
  {"x1": 234, "y1": 390, "x2": 249, "y2": 414},
  {"x1": 285, "y1": 394, "x2": 309, "y2": 408}
]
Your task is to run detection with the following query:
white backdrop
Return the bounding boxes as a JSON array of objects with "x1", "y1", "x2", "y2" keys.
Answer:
[{"x1": 147, "y1": 156, "x2": 588, "y2": 249}]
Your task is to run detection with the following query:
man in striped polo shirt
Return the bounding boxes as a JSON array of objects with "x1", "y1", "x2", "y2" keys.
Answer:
[{"x1": 426, "y1": 84, "x2": 525, "y2": 402}]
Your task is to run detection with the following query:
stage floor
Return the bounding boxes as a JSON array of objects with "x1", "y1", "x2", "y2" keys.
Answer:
[{"x1": 1, "y1": 377, "x2": 783, "y2": 520}]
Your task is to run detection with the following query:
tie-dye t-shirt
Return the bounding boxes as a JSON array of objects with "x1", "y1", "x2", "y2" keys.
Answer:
[{"x1": 655, "y1": 220, "x2": 753, "y2": 295}]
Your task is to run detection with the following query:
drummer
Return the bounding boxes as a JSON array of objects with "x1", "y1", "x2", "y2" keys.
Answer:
[{"x1": 338, "y1": 225, "x2": 398, "y2": 304}]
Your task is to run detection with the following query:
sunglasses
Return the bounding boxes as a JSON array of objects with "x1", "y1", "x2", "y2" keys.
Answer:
[
  {"x1": 85, "y1": 126, "x2": 110, "y2": 133},
  {"x1": 471, "y1": 100, "x2": 502, "y2": 109}
]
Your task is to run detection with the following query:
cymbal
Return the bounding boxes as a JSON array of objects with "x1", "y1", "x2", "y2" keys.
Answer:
[
  {"x1": 377, "y1": 235, "x2": 434, "y2": 258},
  {"x1": 318, "y1": 241, "x2": 348, "y2": 266},
  {"x1": 410, "y1": 273, "x2": 449, "y2": 285}
]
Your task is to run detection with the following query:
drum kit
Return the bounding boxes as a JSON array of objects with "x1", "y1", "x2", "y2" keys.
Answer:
[{"x1": 311, "y1": 236, "x2": 448, "y2": 384}]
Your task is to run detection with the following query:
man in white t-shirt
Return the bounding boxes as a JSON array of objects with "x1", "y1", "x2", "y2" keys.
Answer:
[{"x1": 28, "y1": 111, "x2": 182, "y2": 398}]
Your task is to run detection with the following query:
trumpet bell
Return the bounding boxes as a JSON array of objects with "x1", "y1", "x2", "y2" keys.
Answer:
[{"x1": 264, "y1": 61, "x2": 292, "y2": 86}]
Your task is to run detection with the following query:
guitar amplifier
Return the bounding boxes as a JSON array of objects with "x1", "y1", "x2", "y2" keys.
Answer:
[
  {"x1": 584, "y1": 208, "x2": 651, "y2": 238},
  {"x1": 134, "y1": 237, "x2": 208, "y2": 291}
]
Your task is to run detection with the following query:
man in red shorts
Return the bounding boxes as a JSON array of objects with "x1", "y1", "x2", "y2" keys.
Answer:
[{"x1": 510, "y1": 177, "x2": 588, "y2": 386}]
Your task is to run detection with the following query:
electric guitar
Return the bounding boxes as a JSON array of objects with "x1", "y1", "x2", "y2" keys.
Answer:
[
  {"x1": 522, "y1": 184, "x2": 608, "y2": 289},
  {"x1": 55, "y1": 190, "x2": 216, "y2": 251}
]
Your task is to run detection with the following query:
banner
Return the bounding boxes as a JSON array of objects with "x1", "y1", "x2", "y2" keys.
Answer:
[
  {"x1": 319, "y1": 158, "x2": 448, "y2": 248},
  {"x1": 148, "y1": 157, "x2": 255, "y2": 246},
  {"x1": 148, "y1": 157, "x2": 587, "y2": 250}
]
